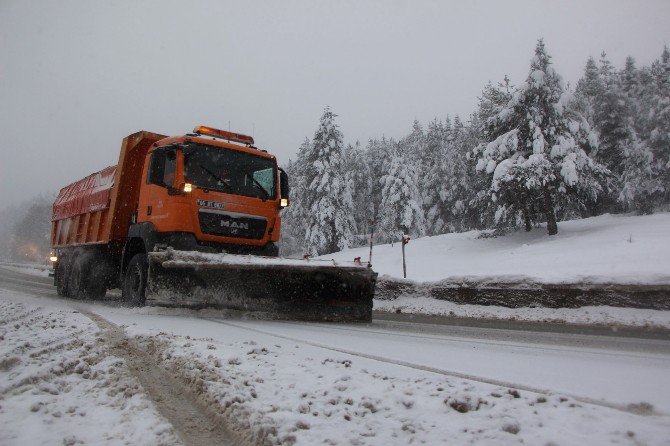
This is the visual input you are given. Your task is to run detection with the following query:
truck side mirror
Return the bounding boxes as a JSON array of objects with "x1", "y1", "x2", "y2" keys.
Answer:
[
  {"x1": 148, "y1": 148, "x2": 176, "y2": 188},
  {"x1": 279, "y1": 168, "x2": 290, "y2": 206}
]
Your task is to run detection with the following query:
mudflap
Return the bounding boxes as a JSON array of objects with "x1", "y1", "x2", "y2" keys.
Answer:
[{"x1": 145, "y1": 250, "x2": 377, "y2": 322}]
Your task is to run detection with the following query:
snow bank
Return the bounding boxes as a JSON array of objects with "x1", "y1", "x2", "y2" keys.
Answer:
[
  {"x1": 0, "y1": 262, "x2": 51, "y2": 277},
  {"x1": 320, "y1": 213, "x2": 670, "y2": 285},
  {"x1": 0, "y1": 291, "x2": 181, "y2": 446},
  {"x1": 375, "y1": 296, "x2": 670, "y2": 329}
]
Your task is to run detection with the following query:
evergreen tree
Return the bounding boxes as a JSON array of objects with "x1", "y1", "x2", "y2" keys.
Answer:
[
  {"x1": 343, "y1": 141, "x2": 373, "y2": 244},
  {"x1": 574, "y1": 57, "x2": 603, "y2": 139},
  {"x1": 303, "y1": 107, "x2": 356, "y2": 255},
  {"x1": 422, "y1": 118, "x2": 450, "y2": 234},
  {"x1": 7, "y1": 196, "x2": 52, "y2": 262},
  {"x1": 400, "y1": 120, "x2": 426, "y2": 161},
  {"x1": 442, "y1": 116, "x2": 476, "y2": 232},
  {"x1": 593, "y1": 52, "x2": 629, "y2": 176},
  {"x1": 618, "y1": 133, "x2": 663, "y2": 214},
  {"x1": 378, "y1": 144, "x2": 426, "y2": 243},
  {"x1": 475, "y1": 40, "x2": 608, "y2": 235},
  {"x1": 647, "y1": 45, "x2": 670, "y2": 203},
  {"x1": 365, "y1": 136, "x2": 395, "y2": 224},
  {"x1": 470, "y1": 78, "x2": 515, "y2": 229},
  {"x1": 279, "y1": 139, "x2": 311, "y2": 255}
]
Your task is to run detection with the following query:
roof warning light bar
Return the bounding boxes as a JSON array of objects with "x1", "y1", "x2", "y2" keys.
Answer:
[{"x1": 193, "y1": 125, "x2": 255, "y2": 145}]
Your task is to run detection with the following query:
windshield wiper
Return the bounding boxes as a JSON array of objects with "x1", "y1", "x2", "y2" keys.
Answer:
[
  {"x1": 199, "y1": 164, "x2": 232, "y2": 191},
  {"x1": 247, "y1": 173, "x2": 270, "y2": 200}
]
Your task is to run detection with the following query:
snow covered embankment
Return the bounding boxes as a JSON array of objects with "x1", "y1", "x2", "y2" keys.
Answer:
[
  {"x1": 324, "y1": 213, "x2": 670, "y2": 285},
  {"x1": 321, "y1": 213, "x2": 670, "y2": 324},
  {"x1": 0, "y1": 291, "x2": 180, "y2": 446}
]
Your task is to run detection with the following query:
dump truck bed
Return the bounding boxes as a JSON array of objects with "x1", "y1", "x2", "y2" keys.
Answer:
[{"x1": 51, "y1": 131, "x2": 166, "y2": 248}]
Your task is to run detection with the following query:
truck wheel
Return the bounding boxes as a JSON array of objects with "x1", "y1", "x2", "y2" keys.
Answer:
[
  {"x1": 123, "y1": 253, "x2": 147, "y2": 306},
  {"x1": 55, "y1": 259, "x2": 70, "y2": 297},
  {"x1": 85, "y1": 256, "x2": 108, "y2": 300},
  {"x1": 68, "y1": 255, "x2": 86, "y2": 299},
  {"x1": 85, "y1": 274, "x2": 107, "y2": 300}
]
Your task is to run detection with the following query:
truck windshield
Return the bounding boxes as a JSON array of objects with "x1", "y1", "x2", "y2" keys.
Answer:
[{"x1": 183, "y1": 143, "x2": 276, "y2": 199}]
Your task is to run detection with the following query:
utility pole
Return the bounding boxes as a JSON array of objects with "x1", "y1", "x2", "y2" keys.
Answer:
[{"x1": 401, "y1": 234, "x2": 410, "y2": 278}]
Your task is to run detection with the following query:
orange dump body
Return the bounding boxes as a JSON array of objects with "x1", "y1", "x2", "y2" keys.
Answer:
[
  {"x1": 51, "y1": 165, "x2": 116, "y2": 246},
  {"x1": 51, "y1": 131, "x2": 166, "y2": 250}
]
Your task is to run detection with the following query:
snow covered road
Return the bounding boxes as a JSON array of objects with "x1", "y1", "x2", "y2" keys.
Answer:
[
  {"x1": 198, "y1": 318, "x2": 670, "y2": 412},
  {"x1": 2, "y1": 265, "x2": 670, "y2": 445}
]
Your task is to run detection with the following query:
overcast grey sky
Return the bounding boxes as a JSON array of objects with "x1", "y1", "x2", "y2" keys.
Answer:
[{"x1": 1, "y1": 0, "x2": 669, "y2": 209}]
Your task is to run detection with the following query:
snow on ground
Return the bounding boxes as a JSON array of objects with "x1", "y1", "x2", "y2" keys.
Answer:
[
  {"x1": 0, "y1": 262, "x2": 51, "y2": 278},
  {"x1": 2, "y1": 287, "x2": 669, "y2": 445},
  {"x1": 376, "y1": 296, "x2": 670, "y2": 329},
  {"x1": 94, "y1": 305, "x2": 670, "y2": 446},
  {"x1": 0, "y1": 290, "x2": 181, "y2": 446},
  {"x1": 319, "y1": 213, "x2": 670, "y2": 326},
  {"x1": 321, "y1": 213, "x2": 670, "y2": 285}
]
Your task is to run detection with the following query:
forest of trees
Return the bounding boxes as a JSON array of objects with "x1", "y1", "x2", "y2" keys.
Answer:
[
  {"x1": 1, "y1": 40, "x2": 668, "y2": 262},
  {"x1": 282, "y1": 40, "x2": 670, "y2": 256},
  {"x1": 0, "y1": 195, "x2": 53, "y2": 263}
]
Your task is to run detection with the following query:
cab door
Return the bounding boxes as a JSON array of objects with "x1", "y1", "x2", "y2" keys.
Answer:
[{"x1": 138, "y1": 148, "x2": 176, "y2": 226}]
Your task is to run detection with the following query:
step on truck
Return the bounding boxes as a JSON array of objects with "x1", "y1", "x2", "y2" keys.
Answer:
[{"x1": 50, "y1": 126, "x2": 376, "y2": 321}]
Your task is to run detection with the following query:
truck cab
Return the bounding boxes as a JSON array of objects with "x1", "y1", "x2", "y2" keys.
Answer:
[{"x1": 134, "y1": 126, "x2": 289, "y2": 256}]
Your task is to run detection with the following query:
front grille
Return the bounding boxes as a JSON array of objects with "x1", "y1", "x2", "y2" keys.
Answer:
[{"x1": 199, "y1": 210, "x2": 267, "y2": 239}]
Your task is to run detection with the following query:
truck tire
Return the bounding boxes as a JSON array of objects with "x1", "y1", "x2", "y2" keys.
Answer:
[
  {"x1": 123, "y1": 253, "x2": 147, "y2": 306},
  {"x1": 85, "y1": 256, "x2": 109, "y2": 300},
  {"x1": 68, "y1": 254, "x2": 86, "y2": 299},
  {"x1": 55, "y1": 259, "x2": 70, "y2": 297},
  {"x1": 85, "y1": 271, "x2": 108, "y2": 300},
  {"x1": 67, "y1": 253, "x2": 107, "y2": 300}
]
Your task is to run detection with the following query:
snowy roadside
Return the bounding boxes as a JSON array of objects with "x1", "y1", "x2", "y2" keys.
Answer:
[
  {"x1": 107, "y1": 310, "x2": 670, "y2": 446},
  {"x1": 0, "y1": 262, "x2": 51, "y2": 278},
  {"x1": 375, "y1": 295, "x2": 670, "y2": 330},
  {"x1": 0, "y1": 290, "x2": 181, "y2": 446},
  {"x1": 321, "y1": 213, "x2": 670, "y2": 285},
  {"x1": 314, "y1": 213, "x2": 670, "y2": 327}
]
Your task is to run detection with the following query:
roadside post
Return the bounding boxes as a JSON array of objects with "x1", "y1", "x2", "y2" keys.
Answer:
[
  {"x1": 401, "y1": 234, "x2": 410, "y2": 278},
  {"x1": 368, "y1": 220, "x2": 375, "y2": 266}
]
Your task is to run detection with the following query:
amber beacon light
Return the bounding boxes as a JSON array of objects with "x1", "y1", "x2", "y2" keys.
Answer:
[{"x1": 193, "y1": 126, "x2": 255, "y2": 145}]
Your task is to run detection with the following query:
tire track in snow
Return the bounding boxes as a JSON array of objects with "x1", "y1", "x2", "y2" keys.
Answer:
[
  {"x1": 82, "y1": 311, "x2": 247, "y2": 446},
  {"x1": 204, "y1": 317, "x2": 663, "y2": 416}
]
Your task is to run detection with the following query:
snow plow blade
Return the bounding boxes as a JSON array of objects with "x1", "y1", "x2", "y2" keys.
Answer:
[{"x1": 145, "y1": 250, "x2": 377, "y2": 322}]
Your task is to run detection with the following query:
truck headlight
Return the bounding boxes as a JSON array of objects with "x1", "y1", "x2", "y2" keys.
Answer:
[
  {"x1": 183, "y1": 183, "x2": 193, "y2": 193},
  {"x1": 280, "y1": 198, "x2": 288, "y2": 207}
]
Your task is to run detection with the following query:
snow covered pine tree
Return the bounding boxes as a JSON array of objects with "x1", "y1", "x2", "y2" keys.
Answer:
[
  {"x1": 302, "y1": 107, "x2": 357, "y2": 255},
  {"x1": 475, "y1": 40, "x2": 608, "y2": 235},
  {"x1": 378, "y1": 142, "x2": 426, "y2": 243}
]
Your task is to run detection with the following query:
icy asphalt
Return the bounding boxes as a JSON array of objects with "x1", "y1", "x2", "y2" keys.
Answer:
[{"x1": 1, "y1": 265, "x2": 670, "y2": 445}]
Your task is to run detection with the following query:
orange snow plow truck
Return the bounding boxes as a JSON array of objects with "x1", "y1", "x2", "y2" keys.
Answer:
[{"x1": 50, "y1": 126, "x2": 376, "y2": 321}]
